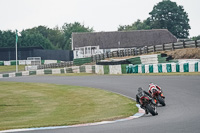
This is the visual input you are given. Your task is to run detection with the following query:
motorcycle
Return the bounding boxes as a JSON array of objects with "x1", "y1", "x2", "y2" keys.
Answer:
[
  {"x1": 138, "y1": 91, "x2": 158, "y2": 116},
  {"x1": 151, "y1": 87, "x2": 166, "y2": 106}
]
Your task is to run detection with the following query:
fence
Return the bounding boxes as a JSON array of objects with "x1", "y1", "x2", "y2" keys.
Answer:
[
  {"x1": 37, "y1": 61, "x2": 73, "y2": 69},
  {"x1": 0, "y1": 48, "x2": 73, "y2": 61},
  {"x1": 1, "y1": 62, "x2": 200, "y2": 78},
  {"x1": 91, "y1": 40, "x2": 200, "y2": 62}
]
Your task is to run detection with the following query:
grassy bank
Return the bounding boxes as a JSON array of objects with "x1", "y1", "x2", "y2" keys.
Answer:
[
  {"x1": 0, "y1": 82, "x2": 137, "y2": 131},
  {"x1": 0, "y1": 65, "x2": 25, "y2": 73}
]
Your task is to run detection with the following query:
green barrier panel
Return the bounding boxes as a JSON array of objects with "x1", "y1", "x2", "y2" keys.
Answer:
[
  {"x1": 126, "y1": 57, "x2": 141, "y2": 65},
  {"x1": 127, "y1": 65, "x2": 132, "y2": 73},
  {"x1": 57, "y1": 60, "x2": 61, "y2": 63},
  {"x1": 15, "y1": 72, "x2": 22, "y2": 77},
  {"x1": 131, "y1": 65, "x2": 134, "y2": 73},
  {"x1": 0, "y1": 61, "x2": 4, "y2": 66},
  {"x1": 60, "y1": 69, "x2": 65, "y2": 73},
  {"x1": 73, "y1": 57, "x2": 92, "y2": 66},
  {"x1": 29, "y1": 71, "x2": 36, "y2": 75},
  {"x1": 132, "y1": 65, "x2": 138, "y2": 73},
  {"x1": 158, "y1": 64, "x2": 162, "y2": 73},
  {"x1": 104, "y1": 65, "x2": 109, "y2": 74},
  {"x1": 66, "y1": 68, "x2": 73, "y2": 73},
  {"x1": 195, "y1": 62, "x2": 198, "y2": 72},
  {"x1": 121, "y1": 64, "x2": 127, "y2": 74},
  {"x1": 183, "y1": 63, "x2": 189, "y2": 72},
  {"x1": 166, "y1": 64, "x2": 172, "y2": 72},
  {"x1": 44, "y1": 70, "x2": 52, "y2": 74},
  {"x1": 92, "y1": 66, "x2": 95, "y2": 73},
  {"x1": 168, "y1": 60, "x2": 178, "y2": 63},
  {"x1": 41, "y1": 60, "x2": 45, "y2": 65},
  {"x1": 80, "y1": 66, "x2": 86, "y2": 73},
  {"x1": 149, "y1": 65, "x2": 153, "y2": 73},
  {"x1": 135, "y1": 65, "x2": 139, "y2": 73},
  {"x1": 176, "y1": 63, "x2": 180, "y2": 72},
  {"x1": 158, "y1": 57, "x2": 167, "y2": 63},
  {"x1": 130, "y1": 66, "x2": 133, "y2": 73},
  {"x1": 142, "y1": 64, "x2": 145, "y2": 73},
  {"x1": 11, "y1": 61, "x2": 19, "y2": 65},
  {"x1": 126, "y1": 66, "x2": 129, "y2": 73},
  {"x1": 3, "y1": 74, "x2": 9, "y2": 77}
]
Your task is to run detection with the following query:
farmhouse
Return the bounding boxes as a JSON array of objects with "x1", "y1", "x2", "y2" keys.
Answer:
[{"x1": 72, "y1": 29, "x2": 177, "y2": 59}]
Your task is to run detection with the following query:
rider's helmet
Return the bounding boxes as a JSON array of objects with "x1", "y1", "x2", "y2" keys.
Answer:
[
  {"x1": 138, "y1": 87, "x2": 143, "y2": 92},
  {"x1": 149, "y1": 82, "x2": 154, "y2": 86}
]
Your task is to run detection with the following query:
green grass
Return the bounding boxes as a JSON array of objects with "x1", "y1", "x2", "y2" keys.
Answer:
[
  {"x1": 0, "y1": 82, "x2": 137, "y2": 131},
  {"x1": 0, "y1": 65, "x2": 25, "y2": 73}
]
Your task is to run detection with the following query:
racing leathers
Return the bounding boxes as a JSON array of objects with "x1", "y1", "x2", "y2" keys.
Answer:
[
  {"x1": 148, "y1": 83, "x2": 165, "y2": 103},
  {"x1": 136, "y1": 90, "x2": 155, "y2": 114}
]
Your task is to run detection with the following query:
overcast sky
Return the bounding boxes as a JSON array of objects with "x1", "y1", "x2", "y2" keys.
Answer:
[{"x1": 0, "y1": 0, "x2": 199, "y2": 37}]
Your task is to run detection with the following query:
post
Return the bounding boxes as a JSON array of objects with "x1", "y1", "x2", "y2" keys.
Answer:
[
  {"x1": 135, "y1": 48, "x2": 137, "y2": 55},
  {"x1": 130, "y1": 49, "x2": 133, "y2": 55},
  {"x1": 162, "y1": 44, "x2": 164, "y2": 51},
  {"x1": 132, "y1": 49, "x2": 135, "y2": 56},
  {"x1": 195, "y1": 40, "x2": 197, "y2": 48},
  {"x1": 146, "y1": 46, "x2": 148, "y2": 54},
  {"x1": 139, "y1": 48, "x2": 141, "y2": 55},
  {"x1": 183, "y1": 41, "x2": 185, "y2": 48},
  {"x1": 15, "y1": 30, "x2": 18, "y2": 73},
  {"x1": 153, "y1": 45, "x2": 155, "y2": 52},
  {"x1": 172, "y1": 43, "x2": 174, "y2": 51}
]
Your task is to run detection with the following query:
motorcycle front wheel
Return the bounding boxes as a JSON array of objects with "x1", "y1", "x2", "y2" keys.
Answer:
[
  {"x1": 158, "y1": 95, "x2": 166, "y2": 106},
  {"x1": 146, "y1": 104, "x2": 157, "y2": 116}
]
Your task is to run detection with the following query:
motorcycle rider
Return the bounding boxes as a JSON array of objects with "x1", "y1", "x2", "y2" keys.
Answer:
[
  {"x1": 148, "y1": 83, "x2": 165, "y2": 103},
  {"x1": 136, "y1": 87, "x2": 156, "y2": 114}
]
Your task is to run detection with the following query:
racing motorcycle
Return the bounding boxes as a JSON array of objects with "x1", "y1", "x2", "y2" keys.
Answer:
[
  {"x1": 138, "y1": 91, "x2": 158, "y2": 116},
  {"x1": 151, "y1": 87, "x2": 166, "y2": 106}
]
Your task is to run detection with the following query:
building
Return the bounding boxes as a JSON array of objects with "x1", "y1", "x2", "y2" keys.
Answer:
[{"x1": 72, "y1": 29, "x2": 177, "y2": 59}]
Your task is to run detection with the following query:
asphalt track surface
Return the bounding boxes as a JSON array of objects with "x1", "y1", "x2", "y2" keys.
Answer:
[{"x1": 1, "y1": 75, "x2": 200, "y2": 133}]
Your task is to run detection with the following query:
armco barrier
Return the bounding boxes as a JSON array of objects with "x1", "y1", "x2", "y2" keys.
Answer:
[
  {"x1": 0, "y1": 68, "x2": 67, "y2": 78},
  {"x1": 0, "y1": 60, "x2": 61, "y2": 66},
  {"x1": 126, "y1": 62, "x2": 200, "y2": 74},
  {"x1": 126, "y1": 54, "x2": 176, "y2": 65},
  {"x1": 0, "y1": 63, "x2": 199, "y2": 78}
]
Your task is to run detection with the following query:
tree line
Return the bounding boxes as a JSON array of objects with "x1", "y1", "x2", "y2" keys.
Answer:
[
  {"x1": 0, "y1": 22, "x2": 93, "y2": 50},
  {"x1": 0, "y1": 0, "x2": 199, "y2": 50}
]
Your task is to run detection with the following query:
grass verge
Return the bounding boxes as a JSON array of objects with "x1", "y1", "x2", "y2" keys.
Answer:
[
  {"x1": 0, "y1": 65, "x2": 25, "y2": 73},
  {"x1": 0, "y1": 82, "x2": 137, "y2": 131}
]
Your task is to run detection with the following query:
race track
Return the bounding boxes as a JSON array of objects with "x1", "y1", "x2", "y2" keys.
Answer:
[{"x1": 1, "y1": 75, "x2": 200, "y2": 133}]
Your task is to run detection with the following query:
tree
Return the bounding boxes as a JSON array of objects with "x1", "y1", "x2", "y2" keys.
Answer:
[
  {"x1": 118, "y1": 19, "x2": 151, "y2": 31},
  {"x1": 62, "y1": 22, "x2": 94, "y2": 50},
  {"x1": 20, "y1": 26, "x2": 68, "y2": 50},
  {"x1": 149, "y1": 0, "x2": 190, "y2": 38},
  {"x1": 20, "y1": 30, "x2": 55, "y2": 49},
  {"x1": 191, "y1": 35, "x2": 200, "y2": 41},
  {"x1": 48, "y1": 26, "x2": 66, "y2": 50},
  {"x1": 0, "y1": 30, "x2": 16, "y2": 47},
  {"x1": 0, "y1": 22, "x2": 94, "y2": 50}
]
